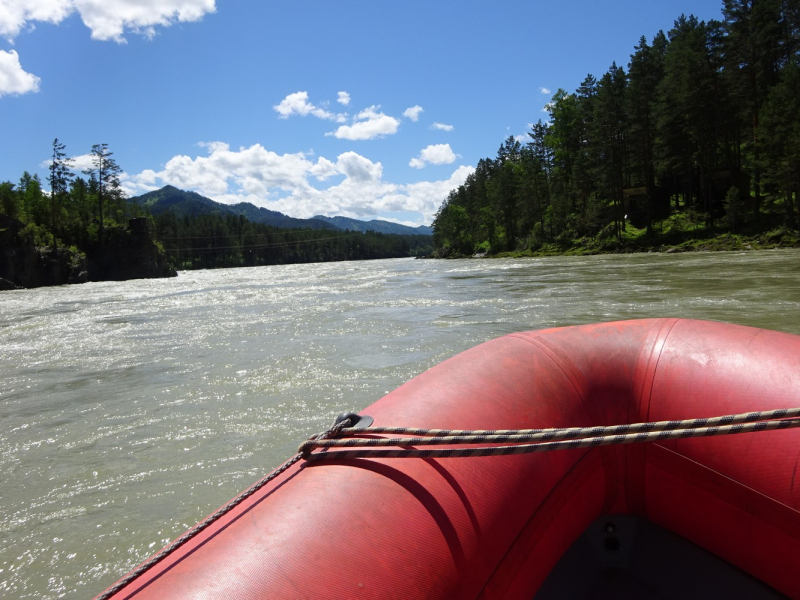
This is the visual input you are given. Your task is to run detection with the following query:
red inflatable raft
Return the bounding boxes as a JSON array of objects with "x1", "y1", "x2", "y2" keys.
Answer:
[{"x1": 97, "y1": 319, "x2": 800, "y2": 599}]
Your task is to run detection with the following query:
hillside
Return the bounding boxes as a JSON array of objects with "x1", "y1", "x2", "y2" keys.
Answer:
[
  {"x1": 131, "y1": 186, "x2": 433, "y2": 235},
  {"x1": 312, "y1": 215, "x2": 432, "y2": 236},
  {"x1": 131, "y1": 186, "x2": 337, "y2": 231}
]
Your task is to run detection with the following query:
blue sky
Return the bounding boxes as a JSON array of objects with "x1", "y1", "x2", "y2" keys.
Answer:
[{"x1": 1, "y1": 0, "x2": 725, "y2": 226}]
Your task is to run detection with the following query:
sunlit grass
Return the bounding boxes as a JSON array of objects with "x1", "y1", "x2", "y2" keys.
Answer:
[{"x1": 489, "y1": 207, "x2": 800, "y2": 259}]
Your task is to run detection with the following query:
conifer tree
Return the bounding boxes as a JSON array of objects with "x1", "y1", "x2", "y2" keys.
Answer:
[
  {"x1": 723, "y1": 0, "x2": 784, "y2": 216},
  {"x1": 47, "y1": 138, "x2": 73, "y2": 250},
  {"x1": 83, "y1": 143, "x2": 122, "y2": 242},
  {"x1": 628, "y1": 33, "x2": 667, "y2": 233}
]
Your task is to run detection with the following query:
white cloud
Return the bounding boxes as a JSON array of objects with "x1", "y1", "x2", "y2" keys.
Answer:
[
  {"x1": 540, "y1": 87, "x2": 551, "y2": 94},
  {"x1": 65, "y1": 153, "x2": 96, "y2": 171},
  {"x1": 430, "y1": 122, "x2": 453, "y2": 132},
  {"x1": 273, "y1": 91, "x2": 347, "y2": 123},
  {"x1": 76, "y1": 0, "x2": 217, "y2": 42},
  {"x1": 327, "y1": 106, "x2": 399, "y2": 140},
  {"x1": 409, "y1": 143, "x2": 457, "y2": 169},
  {"x1": 336, "y1": 151, "x2": 383, "y2": 181},
  {"x1": 121, "y1": 142, "x2": 473, "y2": 226},
  {"x1": 337, "y1": 91, "x2": 350, "y2": 105},
  {"x1": 0, "y1": 50, "x2": 40, "y2": 96},
  {"x1": 402, "y1": 105, "x2": 423, "y2": 122},
  {"x1": 0, "y1": 0, "x2": 73, "y2": 40},
  {"x1": 421, "y1": 145, "x2": 457, "y2": 165},
  {"x1": 0, "y1": 0, "x2": 217, "y2": 43},
  {"x1": 376, "y1": 165, "x2": 473, "y2": 218},
  {"x1": 308, "y1": 156, "x2": 338, "y2": 180},
  {"x1": 197, "y1": 140, "x2": 229, "y2": 153}
]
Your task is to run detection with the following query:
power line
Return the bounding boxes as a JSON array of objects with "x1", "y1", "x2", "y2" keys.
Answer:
[
  {"x1": 156, "y1": 231, "x2": 361, "y2": 242},
  {"x1": 161, "y1": 232, "x2": 370, "y2": 253}
]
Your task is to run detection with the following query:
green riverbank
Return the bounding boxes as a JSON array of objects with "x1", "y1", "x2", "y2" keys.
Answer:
[{"x1": 438, "y1": 210, "x2": 800, "y2": 259}]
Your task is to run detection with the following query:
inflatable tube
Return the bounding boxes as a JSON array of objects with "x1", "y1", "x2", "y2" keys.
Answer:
[{"x1": 97, "y1": 319, "x2": 800, "y2": 599}]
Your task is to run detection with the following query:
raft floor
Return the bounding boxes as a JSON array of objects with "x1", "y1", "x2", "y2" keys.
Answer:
[{"x1": 535, "y1": 514, "x2": 788, "y2": 599}]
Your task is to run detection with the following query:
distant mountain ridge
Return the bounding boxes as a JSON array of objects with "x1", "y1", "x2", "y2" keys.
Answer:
[
  {"x1": 131, "y1": 186, "x2": 336, "y2": 230},
  {"x1": 311, "y1": 215, "x2": 433, "y2": 236},
  {"x1": 130, "y1": 186, "x2": 432, "y2": 235}
]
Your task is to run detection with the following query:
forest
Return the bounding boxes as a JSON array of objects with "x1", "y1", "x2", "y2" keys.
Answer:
[
  {"x1": 0, "y1": 142, "x2": 431, "y2": 281},
  {"x1": 432, "y1": 0, "x2": 800, "y2": 257},
  {"x1": 150, "y1": 211, "x2": 432, "y2": 269}
]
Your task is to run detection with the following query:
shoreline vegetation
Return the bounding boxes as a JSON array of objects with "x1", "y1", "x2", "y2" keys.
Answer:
[
  {"x1": 0, "y1": 154, "x2": 433, "y2": 288},
  {"x1": 431, "y1": 1, "x2": 800, "y2": 261},
  {"x1": 432, "y1": 210, "x2": 800, "y2": 259},
  {"x1": 5, "y1": 1, "x2": 800, "y2": 285}
]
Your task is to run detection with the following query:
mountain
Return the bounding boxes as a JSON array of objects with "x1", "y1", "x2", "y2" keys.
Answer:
[
  {"x1": 130, "y1": 186, "x2": 338, "y2": 231},
  {"x1": 130, "y1": 186, "x2": 434, "y2": 235},
  {"x1": 312, "y1": 215, "x2": 433, "y2": 236}
]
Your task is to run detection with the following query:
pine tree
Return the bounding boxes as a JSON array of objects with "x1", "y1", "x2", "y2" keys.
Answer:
[
  {"x1": 759, "y1": 62, "x2": 800, "y2": 228},
  {"x1": 723, "y1": 0, "x2": 784, "y2": 216},
  {"x1": 592, "y1": 62, "x2": 628, "y2": 240},
  {"x1": 83, "y1": 143, "x2": 123, "y2": 242},
  {"x1": 628, "y1": 32, "x2": 667, "y2": 233},
  {"x1": 47, "y1": 138, "x2": 74, "y2": 250}
]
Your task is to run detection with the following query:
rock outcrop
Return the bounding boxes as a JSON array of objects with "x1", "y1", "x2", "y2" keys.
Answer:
[
  {"x1": 0, "y1": 277, "x2": 21, "y2": 290},
  {"x1": 86, "y1": 219, "x2": 177, "y2": 281}
]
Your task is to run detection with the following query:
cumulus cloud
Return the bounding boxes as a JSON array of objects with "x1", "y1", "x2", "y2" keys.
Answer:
[
  {"x1": 336, "y1": 150, "x2": 383, "y2": 181},
  {"x1": 273, "y1": 91, "x2": 347, "y2": 123},
  {"x1": 0, "y1": 50, "x2": 40, "y2": 96},
  {"x1": 0, "y1": 0, "x2": 217, "y2": 43},
  {"x1": 540, "y1": 87, "x2": 551, "y2": 94},
  {"x1": 337, "y1": 91, "x2": 350, "y2": 105},
  {"x1": 64, "y1": 152, "x2": 96, "y2": 171},
  {"x1": 373, "y1": 165, "x2": 473, "y2": 219},
  {"x1": 0, "y1": 0, "x2": 73, "y2": 39},
  {"x1": 402, "y1": 105, "x2": 423, "y2": 122},
  {"x1": 327, "y1": 105, "x2": 399, "y2": 140},
  {"x1": 308, "y1": 156, "x2": 338, "y2": 180},
  {"x1": 430, "y1": 122, "x2": 453, "y2": 132},
  {"x1": 121, "y1": 142, "x2": 473, "y2": 226},
  {"x1": 409, "y1": 144, "x2": 457, "y2": 169}
]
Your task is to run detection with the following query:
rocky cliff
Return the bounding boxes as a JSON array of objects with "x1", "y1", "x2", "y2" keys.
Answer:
[{"x1": 86, "y1": 219, "x2": 177, "y2": 282}]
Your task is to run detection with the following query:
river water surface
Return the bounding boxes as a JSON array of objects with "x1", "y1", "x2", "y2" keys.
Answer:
[{"x1": 1, "y1": 250, "x2": 799, "y2": 598}]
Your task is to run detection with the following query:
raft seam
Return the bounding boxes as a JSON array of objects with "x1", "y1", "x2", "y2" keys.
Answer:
[
  {"x1": 474, "y1": 450, "x2": 603, "y2": 600},
  {"x1": 640, "y1": 318, "x2": 681, "y2": 423},
  {"x1": 626, "y1": 318, "x2": 681, "y2": 517},
  {"x1": 508, "y1": 332, "x2": 620, "y2": 514}
]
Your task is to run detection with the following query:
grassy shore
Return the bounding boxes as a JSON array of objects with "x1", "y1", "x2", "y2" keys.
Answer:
[{"x1": 482, "y1": 210, "x2": 800, "y2": 259}]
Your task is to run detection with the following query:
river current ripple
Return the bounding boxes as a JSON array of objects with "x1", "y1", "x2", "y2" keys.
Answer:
[{"x1": 1, "y1": 251, "x2": 799, "y2": 598}]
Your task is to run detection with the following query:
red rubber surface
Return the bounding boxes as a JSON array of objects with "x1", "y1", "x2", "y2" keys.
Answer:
[{"x1": 97, "y1": 319, "x2": 800, "y2": 600}]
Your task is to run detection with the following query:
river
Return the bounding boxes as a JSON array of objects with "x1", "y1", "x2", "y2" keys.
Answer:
[{"x1": 1, "y1": 250, "x2": 799, "y2": 598}]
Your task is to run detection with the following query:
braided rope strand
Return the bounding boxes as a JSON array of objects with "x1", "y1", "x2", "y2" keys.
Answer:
[
  {"x1": 333, "y1": 406, "x2": 800, "y2": 441},
  {"x1": 303, "y1": 417, "x2": 800, "y2": 461}
]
